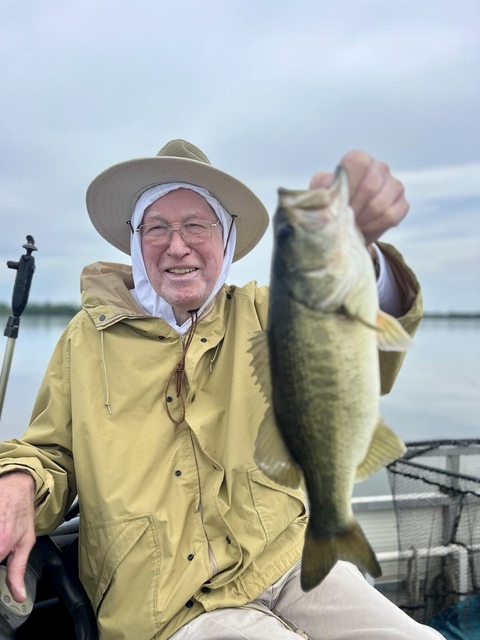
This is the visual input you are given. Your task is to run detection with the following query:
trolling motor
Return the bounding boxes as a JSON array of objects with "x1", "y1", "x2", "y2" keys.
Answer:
[{"x1": 0, "y1": 236, "x2": 37, "y2": 419}]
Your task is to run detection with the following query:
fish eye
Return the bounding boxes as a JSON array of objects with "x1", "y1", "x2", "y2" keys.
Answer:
[{"x1": 276, "y1": 223, "x2": 295, "y2": 243}]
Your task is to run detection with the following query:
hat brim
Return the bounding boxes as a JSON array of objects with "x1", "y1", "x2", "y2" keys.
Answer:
[{"x1": 86, "y1": 157, "x2": 270, "y2": 262}]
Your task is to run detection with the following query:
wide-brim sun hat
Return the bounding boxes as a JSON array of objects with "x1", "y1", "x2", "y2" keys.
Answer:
[{"x1": 86, "y1": 139, "x2": 269, "y2": 262}]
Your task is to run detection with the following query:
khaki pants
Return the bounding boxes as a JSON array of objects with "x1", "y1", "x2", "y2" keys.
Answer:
[{"x1": 170, "y1": 561, "x2": 445, "y2": 639}]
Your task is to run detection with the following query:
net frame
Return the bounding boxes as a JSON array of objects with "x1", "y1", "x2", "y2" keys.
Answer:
[{"x1": 387, "y1": 439, "x2": 480, "y2": 625}]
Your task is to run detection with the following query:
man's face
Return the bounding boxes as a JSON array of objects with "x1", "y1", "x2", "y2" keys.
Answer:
[{"x1": 140, "y1": 189, "x2": 224, "y2": 324}]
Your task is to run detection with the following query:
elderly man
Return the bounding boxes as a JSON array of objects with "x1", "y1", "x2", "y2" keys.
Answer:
[{"x1": 0, "y1": 140, "x2": 443, "y2": 639}]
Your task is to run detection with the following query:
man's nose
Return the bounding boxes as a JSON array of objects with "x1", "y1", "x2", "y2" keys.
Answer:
[{"x1": 167, "y1": 228, "x2": 191, "y2": 252}]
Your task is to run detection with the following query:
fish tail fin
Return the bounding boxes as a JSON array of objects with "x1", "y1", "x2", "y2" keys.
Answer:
[{"x1": 300, "y1": 520, "x2": 382, "y2": 592}]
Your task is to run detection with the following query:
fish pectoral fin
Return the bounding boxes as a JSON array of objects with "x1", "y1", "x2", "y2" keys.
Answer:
[
  {"x1": 247, "y1": 331, "x2": 272, "y2": 401},
  {"x1": 376, "y1": 310, "x2": 414, "y2": 352},
  {"x1": 301, "y1": 520, "x2": 382, "y2": 592},
  {"x1": 254, "y1": 406, "x2": 303, "y2": 489},
  {"x1": 340, "y1": 302, "x2": 380, "y2": 331},
  {"x1": 356, "y1": 418, "x2": 406, "y2": 482}
]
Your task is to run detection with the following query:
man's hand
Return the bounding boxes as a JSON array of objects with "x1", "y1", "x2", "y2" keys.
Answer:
[
  {"x1": 0, "y1": 472, "x2": 36, "y2": 602},
  {"x1": 309, "y1": 150, "x2": 409, "y2": 246}
]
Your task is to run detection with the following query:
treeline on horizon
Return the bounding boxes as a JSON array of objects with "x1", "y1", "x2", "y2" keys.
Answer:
[
  {"x1": 0, "y1": 302, "x2": 479, "y2": 319},
  {"x1": 0, "y1": 302, "x2": 80, "y2": 316},
  {"x1": 422, "y1": 311, "x2": 480, "y2": 319}
]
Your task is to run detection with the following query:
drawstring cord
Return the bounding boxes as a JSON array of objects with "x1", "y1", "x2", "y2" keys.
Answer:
[
  {"x1": 100, "y1": 332, "x2": 112, "y2": 415},
  {"x1": 223, "y1": 214, "x2": 237, "y2": 257},
  {"x1": 209, "y1": 343, "x2": 220, "y2": 373},
  {"x1": 100, "y1": 310, "x2": 200, "y2": 421},
  {"x1": 165, "y1": 309, "x2": 199, "y2": 425}
]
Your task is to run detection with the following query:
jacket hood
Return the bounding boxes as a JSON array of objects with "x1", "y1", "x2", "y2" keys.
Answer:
[
  {"x1": 80, "y1": 262, "x2": 146, "y2": 327},
  {"x1": 79, "y1": 261, "x2": 231, "y2": 337}
]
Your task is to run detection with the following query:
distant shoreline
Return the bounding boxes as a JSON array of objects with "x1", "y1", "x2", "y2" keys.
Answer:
[
  {"x1": 0, "y1": 303, "x2": 479, "y2": 319},
  {"x1": 423, "y1": 312, "x2": 480, "y2": 319},
  {"x1": 0, "y1": 303, "x2": 80, "y2": 316}
]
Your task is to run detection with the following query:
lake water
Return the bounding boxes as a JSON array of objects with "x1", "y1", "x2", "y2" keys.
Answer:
[{"x1": 0, "y1": 314, "x2": 479, "y2": 496}]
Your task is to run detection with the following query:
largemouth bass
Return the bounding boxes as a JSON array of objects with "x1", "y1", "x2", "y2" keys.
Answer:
[{"x1": 249, "y1": 165, "x2": 413, "y2": 592}]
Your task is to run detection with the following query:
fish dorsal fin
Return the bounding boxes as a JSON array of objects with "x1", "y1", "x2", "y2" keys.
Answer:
[
  {"x1": 356, "y1": 418, "x2": 406, "y2": 482},
  {"x1": 376, "y1": 310, "x2": 414, "y2": 352},
  {"x1": 254, "y1": 405, "x2": 303, "y2": 489},
  {"x1": 247, "y1": 331, "x2": 272, "y2": 401}
]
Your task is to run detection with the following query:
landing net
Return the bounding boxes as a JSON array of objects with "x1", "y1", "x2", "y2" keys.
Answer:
[{"x1": 387, "y1": 439, "x2": 480, "y2": 637}]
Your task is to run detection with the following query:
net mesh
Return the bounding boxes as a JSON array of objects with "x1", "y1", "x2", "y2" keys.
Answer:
[{"x1": 387, "y1": 439, "x2": 480, "y2": 629}]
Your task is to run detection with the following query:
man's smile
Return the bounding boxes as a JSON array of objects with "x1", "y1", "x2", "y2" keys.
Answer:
[{"x1": 166, "y1": 267, "x2": 198, "y2": 275}]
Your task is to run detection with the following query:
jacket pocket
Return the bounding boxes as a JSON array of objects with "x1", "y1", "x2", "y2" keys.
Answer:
[
  {"x1": 248, "y1": 468, "x2": 307, "y2": 545},
  {"x1": 80, "y1": 514, "x2": 161, "y2": 639}
]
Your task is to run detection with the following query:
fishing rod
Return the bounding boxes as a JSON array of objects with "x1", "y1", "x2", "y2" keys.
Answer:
[{"x1": 0, "y1": 235, "x2": 37, "y2": 419}]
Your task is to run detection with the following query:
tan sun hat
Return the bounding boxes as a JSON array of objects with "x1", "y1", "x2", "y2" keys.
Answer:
[{"x1": 86, "y1": 139, "x2": 270, "y2": 262}]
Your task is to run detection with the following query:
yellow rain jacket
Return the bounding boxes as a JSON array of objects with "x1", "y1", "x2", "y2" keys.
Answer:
[{"x1": 0, "y1": 243, "x2": 422, "y2": 639}]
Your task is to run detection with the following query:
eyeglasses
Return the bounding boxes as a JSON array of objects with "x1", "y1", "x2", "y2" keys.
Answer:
[{"x1": 135, "y1": 219, "x2": 221, "y2": 245}]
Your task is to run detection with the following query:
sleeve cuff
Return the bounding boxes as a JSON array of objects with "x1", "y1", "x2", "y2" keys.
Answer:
[{"x1": 371, "y1": 244, "x2": 403, "y2": 317}]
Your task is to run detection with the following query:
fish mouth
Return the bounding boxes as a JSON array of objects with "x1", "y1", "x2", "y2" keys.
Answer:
[
  {"x1": 276, "y1": 165, "x2": 350, "y2": 231},
  {"x1": 279, "y1": 188, "x2": 331, "y2": 212}
]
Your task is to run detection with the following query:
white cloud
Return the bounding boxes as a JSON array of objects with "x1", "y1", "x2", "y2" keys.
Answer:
[
  {"x1": 399, "y1": 164, "x2": 480, "y2": 201},
  {"x1": 0, "y1": 0, "x2": 478, "y2": 312}
]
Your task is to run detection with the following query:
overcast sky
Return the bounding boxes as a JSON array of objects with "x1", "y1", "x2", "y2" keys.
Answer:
[{"x1": 1, "y1": 0, "x2": 479, "y2": 312}]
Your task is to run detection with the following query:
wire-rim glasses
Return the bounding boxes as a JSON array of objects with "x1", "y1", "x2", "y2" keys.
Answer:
[{"x1": 135, "y1": 219, "x2": 221, "y2": 245}]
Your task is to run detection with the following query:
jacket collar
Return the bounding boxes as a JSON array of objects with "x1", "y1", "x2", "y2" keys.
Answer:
[
  {"x1": 80, "y1": 261, "x2": 233, "y2": 340},
  {"x1": 81, "y1": 262, "x2": 146, "y2": 328}
]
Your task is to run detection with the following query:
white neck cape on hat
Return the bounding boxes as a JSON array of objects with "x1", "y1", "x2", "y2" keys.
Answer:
[{"x1": 129, "y1": 182, "x2": 236, "y2": 335}]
